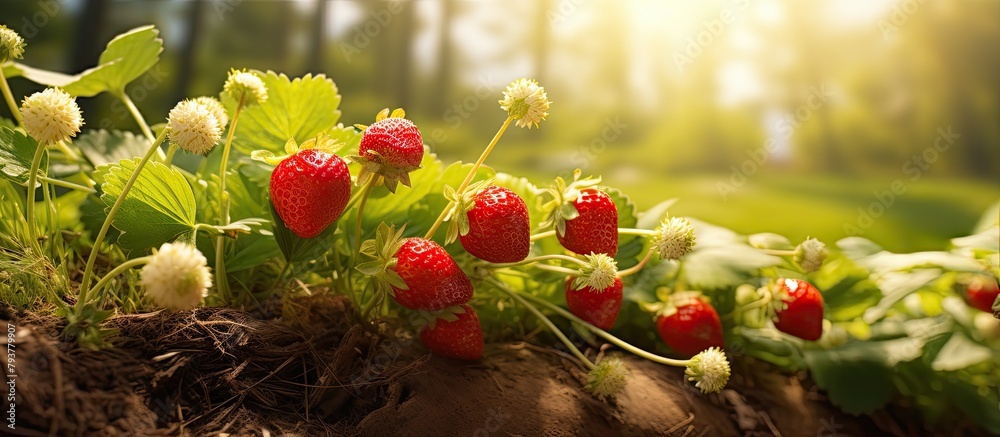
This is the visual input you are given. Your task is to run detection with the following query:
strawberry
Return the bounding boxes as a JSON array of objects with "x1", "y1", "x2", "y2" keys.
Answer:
[
  {"x1": 655, "y1": 297, "x2": 724, "y2": 357},
  {"x1": 541, "y1": 171, "x2": 618, "y2": 257},
  {"x1": 269, "y1": 148, "x2": 351, "y2": 239},
  {"x1": 456, "y1": 185, "x2": 530, "y2": 263},
  {"x1": 565, "y1": 277, "x2": 623, "y2": 330},
  {"x1": 773, "y1": 278, "x2": 825, "y2": 341},
  {"x1": 359, "y1": 224, "x2": 475, "y2": 312},
  {"x1": 352, "y1": 108, "x2": 424, "y2": 192},
  {"x1": 419, "y1": 305, "x2": 485, "y2": 360},
  {"x1": 965, "y1": 278, "x2": 1000, "y2": 313}
]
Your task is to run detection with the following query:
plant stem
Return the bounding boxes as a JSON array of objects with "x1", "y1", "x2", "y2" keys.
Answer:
[
  {"x1": 0, "y1": 68, "x2": 22, "y2": 125},
  {"x1": 617, "y1": 249, "x2": 656, "y2": 277},
  {"x1": 424, "y1": 116, "x2": 514, "y2": 240},
  {"x1": 88, "y1": 256, "x2": 151, "y2": 302},
  {"x1": 24, "y1": 141, "x2": 47, "y2": 253},
  {"x1": 37, "y1": 176, "x2": 94, "y2": 193},
  {"x1": 353, "y1": 176, "x2": 377, "y2": 259},
  {"x1": 488, "y1": 277, "x2": 596, "y2": 370},
  {"x1": 517, "y1": 288, "x2": 691, "y2": 367},
  {"x1": 533, "y1": 263, "x2": 580, "y2": 276},
  {"x1": 164, "y1": 144, "x2": 179, "y2": 164},
  {"x1": 617, "y1": 228, "x2": 657, "y2": 237},
  {"x1": 485, "y1": 254, "x2": 589, "y2": 270},
  {"x1": 51, "y1": 141, "x2": 80, "y2": 162},
  {"x1": 79, "y1": 129, "x2": 168, "y2": 302},
  {"x1": 214, "y1": 97, "x2": 245, "y2": 303},
  {"x1": 529, "y1": 230, "x2": 555, "y2": 242},
  {"x1": 269, "y1": 261, "x2": 292, "y2": 291},
  {"x1": 118, "y1": 92, "x2": 165, "y2": 161}
]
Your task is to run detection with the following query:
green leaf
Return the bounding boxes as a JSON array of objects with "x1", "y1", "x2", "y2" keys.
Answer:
[
  {"x1": 683, "y1": 244, "x2": 781, "y2": 290},
  {"x1": 804, "y1": 337, "x2": 926, "y2": 414},
  {"x1": 951, "y1": 227, "x2": 999, "y2": 254},
  {"x1": 837, "y1": 237, "x2": 883, "y2": 260},
  {"x1": 973, "y1": 200, "x2": 1000, "y2": 233},
  {"x1": 604, "y1": 187, "x2": 642, "y2": 269},
  {"x1": 16, "y1": 26, "x2": 163, "y2": 97},
  {"x1": 0, "y1": 126, "x2": 38, "y2": 183},
  {"x1": 100, "y1": 158, "x2": 196, "y2": 251},
  {"x1": 635, "y1": 198, "x2": 677, "y2": 230},
  {"x1": 75, "y1": 129, "x2": 151, "y2": 168},
  {"x1": 270, "y1": 201, "x2": 336, "y2": 264},
  {"x1": 931, "y1": 333, "x2": 993, "y2": 371},
  {"x1": 230, "y1": 72, "x2": 346, "y2": 155}
]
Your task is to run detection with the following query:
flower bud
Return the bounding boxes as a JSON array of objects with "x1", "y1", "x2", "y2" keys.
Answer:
[
  {"x1": 167, "y1": 99, "x2": 223, "y2": 155},
  {"x1": 192, "y1": 96, "x2": 229, "y2": 128},
  {"x1": 685, "y1": 347, "x2": 730, "y2": 394},
  {"x1": 585, "y1": 356, "x2": 629, "y2": 401},
  {"x1": 652, "y1": 217, "x2": 696, "y2": 260},
  {"x1": 573, "y1": 253, "x2": 618, "y2": 290},
  {"x1": 498, "y1": 78, "x2": 550, "y2": 129},
  {"x1": 794, "y1": 237, "x2": 827, "y2": 273},
  {"x1": 0, "y1": 25, "x2": 26, "y2": 63},
  {"x1": 140, "y1": 242, "x2": 212, "y2": 310},
  {"x1": 21, "y1": 88, "x2": 83, "y2": 144},
  {"x1": 223, "y1": 69, "x2": 267, "y2": 106}
]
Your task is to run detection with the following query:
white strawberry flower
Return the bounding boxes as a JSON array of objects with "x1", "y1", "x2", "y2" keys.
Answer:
[
  {"x1": 685, "y1": 347, "x2": 730, "y2": 394},
  {"x1": 223, "y1": 68, "x2": 267, "y2": 106},
  {"x1": 498, "y1": 78, "x2": 550, "y2": 129},
  {"x1": 574, "y1": 253, "x2": 618, "y2": 290},
  {"x1": 794, "y1": 237, "x2": 827, "y2": 273},
  {"x1": 0, "y1": 24, "x2": 26, "y2": 63},
  {"x1": 140, "y1": 242, "x2": 212, "y2": 310},
  {"x1": 585, "y1": 356, "x2": 630, "y2": 401},
  {"x1": 20, "y1": 88, "x2": 83, "y2": 144},
  {"x1": 652, "y1": 217, "x2": 696, "y2": 260},
  {"x1": 167, "y1": 99, "x2": 223, "y2": 155}
]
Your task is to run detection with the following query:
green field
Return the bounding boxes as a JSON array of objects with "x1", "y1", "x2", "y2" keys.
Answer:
[{"x1": 527, "y1": 173, "x2": 998, "y2": 253}]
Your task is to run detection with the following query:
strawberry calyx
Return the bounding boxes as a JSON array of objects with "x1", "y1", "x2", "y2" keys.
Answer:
[
  {"x1": 442, "y1": 179, "x2": 494, "y2": 245},
  {"x1": 539, "y1": 168, "x2": 601, "y2": 237},
  {"x1": 571, "y1": 253, "x2": 618, "y2": 291},
  {"x1": 356, "y1": 222, "x2": 409, "y2": 297},
  {"x1": 414, "y1": 304, "x2": 469, "y2": 331},
  {"x1": 348, "y1": 108, "x2": 421, "y2": 193},
  {"x1": 250, "y1": 132, "x2": 344, "y2": 166}
]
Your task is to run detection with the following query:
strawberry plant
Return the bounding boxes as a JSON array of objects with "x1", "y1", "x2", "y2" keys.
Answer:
[{"x1": 0, "y1": 23, "x2": 997, "y2": 435}]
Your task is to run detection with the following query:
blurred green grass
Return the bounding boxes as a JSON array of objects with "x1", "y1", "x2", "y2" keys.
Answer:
[{"x1": 522, "y1": 173, "x2": 998, "y2": 253}]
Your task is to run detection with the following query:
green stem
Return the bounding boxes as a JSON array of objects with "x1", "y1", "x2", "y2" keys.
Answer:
[
  {"x1": 0, "y1": 68, "x2": 22, "y2": 125},
  {"x1": 25, "y1": 141, "x2": 47, "y2": 252},
  {"x1": 164, "y1": 143, "x2": 179, "y2": 165},
  {"x1": 88, "y1": 256, "x2": 151, "y2": 303},
  {"x1": 529, "y1": 230, "x2": 556, "y2": 242},
  {"x1": 516, "y1": 287, "x2": 691, "y2": 367},
  {"x1": 533, "y1": 263, "x2": 580, "y2": 276},
  {"x1": 486, "y1": 254, "x2": 589, "y2": 270},
  {"x1": 424, "y1": 116, "x2": 514, "y2": 240},
  {"x1": 488, "y1": 277, "x2": 596, "y2": 370},
  {"x1": 118, "y1": 92, "x2": 165, "y2": 161},
  {"x1": 51, "y1": 141, "x2": 80, "y2": 162},
  {"x1": 617, "y1": 228, "x2": 657, "y2": 237},
  {"x1": 215, "y1": 97, "x2": 245, "y2": 303},
  {"x1": 269, "y1": 261, "x2": 292, "y2": 290},
  {"x1": 37, "y1": 176, "x2": 95, "y2": 193},
  {"x1": 618, "y1": 249, "x2": 655, "y2": 277},
  {"x1": 79, "y1": 129, "x2": 168, "y2": 303},
  {"x1": 353, "y1": 176, "x2": 377, "y2": 259}
]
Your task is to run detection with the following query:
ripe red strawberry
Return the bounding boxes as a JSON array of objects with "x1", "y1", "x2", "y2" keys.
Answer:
[
  {"x1": 419, "y1": 305, "x2": 485, "y2": 360},
  {"x1": 558, "y1": 188, "x2": 618, "y2": 257},
  {"x1": 565, "y1": 277, "x2": 623, "y2": 330},
  {"x1": 392, "y1": 238, "x2": 474, "y2": 311},
  {"x1": 965, "y1": 278, "x2": 1000, "y2": 313},
  {"x1": 773, "y1": 278, "x2": 825, "y2": 341},
  {"x1": 459, "y1": 185, "x2": 530, "y2": 263},
  {"x1": 270, "y1": 149, "x2": 351, "y2": 238},
  {"x1": 352, "y1": 109, "x2": 424, "y2": 193},
  {"x1": 360, "y1": 116, "x2": 424, "y2": 170},
  {"x1": 655, "y1": 298, "x2": 724, "y2": 357}
]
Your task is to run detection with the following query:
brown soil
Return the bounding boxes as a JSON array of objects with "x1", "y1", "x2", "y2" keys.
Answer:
[{"x1": 0, "y1": 296, "x2": 960, "y2": 437}]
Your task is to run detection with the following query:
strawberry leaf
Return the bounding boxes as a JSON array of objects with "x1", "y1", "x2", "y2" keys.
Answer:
[
  {"x1": 229, "y1": 72, "x2": 355, "y2": 156},
  {"x1": 75, "y1": 129, "x2": 150, "y2": 169},
  {"x1": 99, "y1": 158, "x2": 197, "y2": 251},
  {"x1": 0, "y1": 126, "x2": 38, "y2": 184},
  {"x1": 269, "y1": 200, "x2": 336, "y2": 264}
]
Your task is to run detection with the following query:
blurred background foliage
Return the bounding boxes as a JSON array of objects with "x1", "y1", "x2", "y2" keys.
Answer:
[{"x1": 1, "y1": 0, "x2": 997, "y2": 252}]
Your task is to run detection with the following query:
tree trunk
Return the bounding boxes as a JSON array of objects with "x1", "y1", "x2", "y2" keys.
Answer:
[{"x1": 173, "y1": 0, "x2": 205, "y2": 104}]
